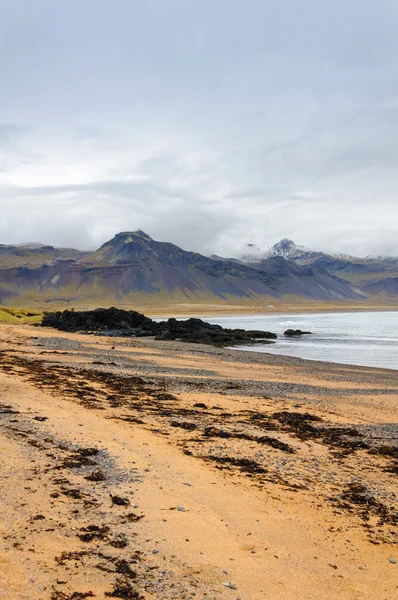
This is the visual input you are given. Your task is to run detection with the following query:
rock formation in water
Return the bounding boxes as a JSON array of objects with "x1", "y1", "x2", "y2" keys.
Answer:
[{"x1": 284, "y1": 329, "x2": 313, "y2": 337}]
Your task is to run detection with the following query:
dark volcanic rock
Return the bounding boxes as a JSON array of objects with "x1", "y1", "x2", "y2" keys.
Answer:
[
  {"x1": 42, "y1": 307, "x2": 154, "y2": 335},
  {"x1": 284, "y1": 329, "x2": 312, "y2": 337},
  {"x1": 42, "y1": 308, "x2": 277, "y2": 347},
  {"x1": 154, "y1": 317, "x2": 277, "y2": 345}
]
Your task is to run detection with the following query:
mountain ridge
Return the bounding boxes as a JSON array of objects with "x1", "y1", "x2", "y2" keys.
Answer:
[
  {"x1": 239, "y1": 238, "x2": 398, "y2": 289},
  {"x1": 238, "y1": 238, "x2": 398, "y2": 264},
  {"x1": 0, "y1": 231, "x2": 370, "y2": 307}
]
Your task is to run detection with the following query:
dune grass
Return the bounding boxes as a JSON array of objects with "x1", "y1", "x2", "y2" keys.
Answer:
[{"x1": 0, "y1": 307, "x2": 44, "y2": 324}]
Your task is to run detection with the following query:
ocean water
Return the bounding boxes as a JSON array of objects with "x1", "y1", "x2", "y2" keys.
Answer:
[{"x1": 205, "y1": 311, "x2": 398, "y2": 371}]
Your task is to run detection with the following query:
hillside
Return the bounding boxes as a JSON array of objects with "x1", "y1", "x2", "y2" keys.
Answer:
[
  {"x1": 363, "y1": 277, "x2": 398, "y2": 297},
  {"x1": 0, "y1": 231, "x2": 366, "y2": 307},
  {"x1": 247, "y1": 256, "x2": 363, "y2": 299}
]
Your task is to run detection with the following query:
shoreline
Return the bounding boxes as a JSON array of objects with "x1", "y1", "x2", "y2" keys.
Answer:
[
  {"x1": 150, "y1": 309, "x2": 398, "y2": 373},
  {"x1": 0, "y1": 324, "x2": 397, "y2": 599},
  {"x1": 145, "y1": 304, "x2": 398, "y2": 318},
  {"x1": 3, "y1": 302, "x2": 398, "y2": 322},
  {"x1": 229, "y1": 344, "x2": 398, "y2": 374}
]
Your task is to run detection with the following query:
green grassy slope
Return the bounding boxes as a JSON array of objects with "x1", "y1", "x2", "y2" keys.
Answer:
[{"x1": 0, "y1": 308, "x2": 43, "y2": 324}]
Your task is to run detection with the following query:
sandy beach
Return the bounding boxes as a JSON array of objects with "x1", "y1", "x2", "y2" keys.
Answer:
[
  {"x1": 0, "y1": 323, "x2": 397, "y2": 599},
  {"x1": 144, "y1": 302, "x2": 398, "y2": 319}
]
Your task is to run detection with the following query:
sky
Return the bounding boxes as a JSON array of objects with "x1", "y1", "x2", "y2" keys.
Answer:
[{"x1": 1, "y1": 0, "x2": 398, "y2": 258}]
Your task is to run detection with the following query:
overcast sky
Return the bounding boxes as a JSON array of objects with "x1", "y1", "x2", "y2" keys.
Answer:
[{"x1": 1, "y1": 0, "x2": 398, "y2": 258}]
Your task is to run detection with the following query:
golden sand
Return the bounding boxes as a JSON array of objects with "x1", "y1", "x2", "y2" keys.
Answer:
[{"x1": 0, "y1": 324, "x2": 396, "y2": 599}]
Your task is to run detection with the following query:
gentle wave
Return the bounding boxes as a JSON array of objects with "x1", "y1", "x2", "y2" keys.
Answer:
[{"x1": 206, "y1": 311, "x2": 398, "y2": 370}]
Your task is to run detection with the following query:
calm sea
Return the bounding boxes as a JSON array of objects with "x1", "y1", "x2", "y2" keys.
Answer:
[{"x1": 205, "y1": 311, "x2": 398, "y2": 371}]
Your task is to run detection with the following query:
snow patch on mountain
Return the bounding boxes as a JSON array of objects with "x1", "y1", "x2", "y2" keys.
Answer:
[{"x1": 240, "y1": 238, "x2": 319, "y2": 264}]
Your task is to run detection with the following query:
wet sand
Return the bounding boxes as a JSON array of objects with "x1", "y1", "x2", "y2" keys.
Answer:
[{"x1": 0, "y1": 324, "x2": 397, "y2": 599}]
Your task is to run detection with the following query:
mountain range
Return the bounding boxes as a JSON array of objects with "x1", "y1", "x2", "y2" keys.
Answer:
[
  {"x1": 241, "y1": 238, "x2": 398, "y2": 295},
  {"x1": 0, "y1": 231, "x2": 397, "y2": 307},
  {"x1": 240, "y1": 238, "x2": 398, "y2": 264}
]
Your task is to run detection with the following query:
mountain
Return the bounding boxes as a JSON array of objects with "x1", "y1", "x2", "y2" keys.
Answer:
[
  {"x1": 241, "y1": 239, "x2": 320, "y2": 264},
  {"x1": 246, "y1": 256, "x2": 364, "y2": 300},
  {"x1": 241, "y1": 239, "x2": 398, "y2": 291},
  {"x1": 0, "y1": 243, "x2": 87, "y2": 268},
  {"x1": 0, "y1": 231, "x2": 366, "y2": 307},
  {"x1": 241, "y1": 238, "x2": 361, "y2": 265}
]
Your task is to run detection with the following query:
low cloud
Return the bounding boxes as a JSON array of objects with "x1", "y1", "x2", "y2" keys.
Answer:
[{"x1": 1, "y1": 0, "x2": 398, "y2": 258}]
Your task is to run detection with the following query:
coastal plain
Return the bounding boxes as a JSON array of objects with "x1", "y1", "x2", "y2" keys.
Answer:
[{"x1": 0, "y1": 324, "x2": 397, "y2": 599}]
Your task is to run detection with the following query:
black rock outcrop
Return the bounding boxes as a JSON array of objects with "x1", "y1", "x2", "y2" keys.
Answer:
[
  {"x1": 42, "y1": 307, "x2": 154, "y2": 335},
  {"x1": 155, "y1": 317, "x2": 277, "y2": 345},
  {"x1": 42, "y1": 308, "x2": 277, "y2": 347},
  {"x1": 284, "y1": 329, "x2": 312, "y2": 337}
]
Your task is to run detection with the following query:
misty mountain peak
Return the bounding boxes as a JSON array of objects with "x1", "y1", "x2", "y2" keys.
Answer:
[
  {"x1": 240, "y1": 238, "x2": 310, "y2": 263},
  {"x1": 271, "y1": 238, "x2": 300, "y2": 253},
  {"x1": 264, "y1": 238, "x2": 310, "y2": 259}
]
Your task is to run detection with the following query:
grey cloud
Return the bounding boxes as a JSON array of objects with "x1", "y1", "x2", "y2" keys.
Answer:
[
  {"x1": 0, "y1": 1, "x2": 398, "y2": 257},
  {"x1": 0, "y1": 124, "x2": 28, "y2": 145},
  {"x1": 73, "y1": 127, "x2": 106, "y2": 141}
]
